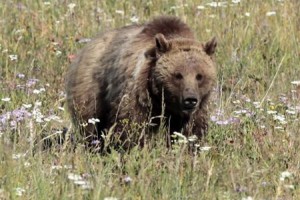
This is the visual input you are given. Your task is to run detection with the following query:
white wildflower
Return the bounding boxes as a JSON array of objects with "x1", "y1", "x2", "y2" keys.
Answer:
[
  {"x1": 266, "y1": 11, "x2": 276, "y2": 16},
  {"x1": 274, "y1": 126, "x2": 284, "y2": 130},
  {"x1": 9, "y1": 55, "x2": 18, "y2": 61},
  {"x1": 68, "y1": 3, "x2": 76, "y2": 11},
  {"x1": 280, "y1": 171, "x2": 292, "y2": 181},
  {"x1": 1, "y1": 97, "x2": 11, "y2": 102},
  {"x1": 44, "y1": 115, "x2": 62, "y2": 122},
  {"x1": 291, "y1": 80, "x2": 300, "y2": 86},
  {"x1": 24, "y1": 162, "x2": 31, "y2": 167},
  {"x1": 14, "y1": 29, "x2": 25, "y2": 34},
  {"x1": 200, "y1": 146, "x2": 212, "y2": 151},
  {"x1": 74, "y1": 180, "x2": 93, "y2": 189},
  {"x1": 33, "y1": 89, "x2": 40, "y2": 94},
  {"x1": 123, "y1": 176, "x2": 132, "y2": 184},
  {"x1": 232, "y1": 100, "x2": 241, "y2": 104},
  {"x1": 68, "y1": 173, "x2": 83, "y2": 181},
  {"x1": 284, "y1": 184, "x2": 295, "y2": 190},
  {"x1": 253, "y1": 101, "x2": 260, "y2": 108},
  {"x1": 32, "y1": 107, "x2": 44, "y2": 123},
  {"x1": 115, "y1": 10, "x2": 124, "y2": 15},
  {"x1": 35, "y1": 101, "x2": 42, "y2": 107},
  {"x1": 130, "y1": 16, "x2": 139, "y2": 23},
  {"x1": 197, "y1": 5, "x2": 205, "y2": 10},
  {"x1": 12, "y1": 153, "x2": 26, "y2": 160},
  {"x1": 245, "y1": 12, "x2": 250, "y2": 17},
  {"x1": 206, "y1": 2, "x2": 227, "y2": 7},
  {"x1": 170, "y1": 6, "x2": 180, "y2": 10},
  {"x1": 188, "y1": 135, "x2": 198, "y2": 142},
  {"x1": 55, "y1": 50, "x2": 62, "y2": 56},
  {"x1": 273, "y1": 114, "x2": 286, "y2": 124},
  {"x1": 51, "y1": 165, "x2": 63, "y2": 170},
  {"x1": 16, "y1": 73, "x2": 25, "y2": 78},
  {"x1": 232, "y1": 0, "x2": 241, "y2": 3},
  {"x1": 15, "y1": 187, "x2": 25, "y2": 196},
  {"x1": 234, "y1": 109, "x2": 248, "y2": 115},
  {"x1": 173, "y1": 132, "x2": 186, "y2": 139},
  {"x1": 286, "y1": 109, "x2": 296, "y2": 115},
  {"x1": 22, "y1": 104, "x2": 32, "y2": 108},
  {"x1": 68, "y1": 173, "x2": 92, "y2": 189},
  {"x1": 58, "y1": 106, "x2": 65, "y2": 111},
  {"x1": 242, "y1": 197, "x2": 253, "y2": 200},
  {"x1": 88, "y1": 118, "x2": 100, "y2": 124},
  {"x1": 104, "y1": 198, "x2": 118, "y2": 200},
  {"x1": 51, "y1": 165, "x2": 72, "y2": 170},
  {"x1": 173, "y1": 132, "x2": 188, "y2": 144},
  {"x1": 267, "y1": 110, "x2": 277, "y2": 115}
]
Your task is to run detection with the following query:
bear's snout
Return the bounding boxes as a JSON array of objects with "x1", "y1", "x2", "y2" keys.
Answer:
[
  {"x1": 182, "y1": 86, "x2": 199, "y2": 112},
  {"x1": 182, "y1": 97, "x2": 198, "y2": 111}
]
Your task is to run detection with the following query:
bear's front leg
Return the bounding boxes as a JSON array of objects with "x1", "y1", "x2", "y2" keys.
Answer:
[
  {"x1": 110, "y1": 97, "x2": 151, "y2": 151},
  {"x1": 184, "y1": 109, "x2": 209, "y2": 140}
]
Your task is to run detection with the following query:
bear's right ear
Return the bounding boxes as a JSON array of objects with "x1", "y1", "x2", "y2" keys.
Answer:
[{"x1": 154, "y1": 33, "x2": 170, "y2": 53}]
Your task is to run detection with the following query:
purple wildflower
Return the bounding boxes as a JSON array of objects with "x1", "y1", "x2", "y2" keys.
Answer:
[
  {"x1": 0, "y1": 107, "x2": 32, "y2": 130},
  {"x1": 215, "y1": 119, "x2": 230, "y2": 125},
  {"x1": 91, "y1": 140, "x2": 101, "y2": 145},
  {"x1": 11, "y1": 107, "x2": 32, "y2": 122},
  {"x1": 211, "y1": 115, "x2": 240, "y2": 125},
  {"x1": 26, "y1": 78, "x2": 39, "y2": 87},
  {"x1": 229, "y1": 117, "x2": 240, "y2": 124},
  {"x1": 0, "y1": 112, "x2": 11, "y2": 125},
  {"x1": 210, "y1": 115, "x2": 218, "y2": 122},
  {"x1": 279, "y1": 94, "x2": 288, "y2": 104}
]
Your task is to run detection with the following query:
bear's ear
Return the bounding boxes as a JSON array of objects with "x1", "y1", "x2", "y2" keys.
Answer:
[
  {"x1": 155, "y1": 33, "x2": 170, "y2": 53},
  {"x1": 144, "y1": 33, "x2": 171, "y2": 60},
  {"x1": 203, "y1": 37, "x2": 217, "y2": 56}
]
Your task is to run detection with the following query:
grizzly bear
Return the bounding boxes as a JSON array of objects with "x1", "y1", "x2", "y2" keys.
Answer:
[{"x1": 66, "y1": 16, "x2": 217, "y2": 150}]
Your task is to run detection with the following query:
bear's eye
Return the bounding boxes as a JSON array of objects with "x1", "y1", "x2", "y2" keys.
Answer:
[
  {"x1": 174, "y1": 73, "x2": 183, "y2": 80},
  {"x1": 196, "y1": 74, "x2": 203, "y2": 81}
]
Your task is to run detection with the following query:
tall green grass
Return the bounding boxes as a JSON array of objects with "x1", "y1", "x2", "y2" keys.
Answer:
[{"x1": 0, "y1": 0, "x2": 299, "y2": 199}]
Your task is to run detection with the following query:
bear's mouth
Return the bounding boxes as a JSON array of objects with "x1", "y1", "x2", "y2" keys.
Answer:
[{"x1": 182, "y1": 107, "x2": 197, "y2": 114}]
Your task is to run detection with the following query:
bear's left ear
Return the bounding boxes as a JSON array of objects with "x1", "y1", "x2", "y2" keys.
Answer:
[
  {"x1": 203, "y1": 37, "x2": 217, "y2": 56},
  {"x1": 145, "y1": 33, "x2": 171, "y2": 60},
  {"x1": 155, "y1": 33, "x2": 171, "y2": 53}
]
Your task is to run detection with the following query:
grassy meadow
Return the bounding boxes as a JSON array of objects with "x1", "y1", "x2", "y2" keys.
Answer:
[{"x1": 0, "y1": 0, "x2": 300, "y2": 199}]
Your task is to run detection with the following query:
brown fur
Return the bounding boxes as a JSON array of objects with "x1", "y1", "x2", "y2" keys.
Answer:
[{"x1": 66, "y1": 16, "x2": 217, "y2": 150}]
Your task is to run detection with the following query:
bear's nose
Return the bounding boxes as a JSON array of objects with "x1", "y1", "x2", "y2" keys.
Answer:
[{"x1": 183, "y1": 98, "x2": 198, "y2": 110}]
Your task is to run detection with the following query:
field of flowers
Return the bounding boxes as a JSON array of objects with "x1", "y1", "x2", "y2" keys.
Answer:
[{"x1": 0, "y1": 0, "x2": 299, "y2": 199}]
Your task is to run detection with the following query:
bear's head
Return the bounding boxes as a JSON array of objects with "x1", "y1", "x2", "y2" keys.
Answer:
[{"x1": 145, "y1": 33, "x2": 217, "y2": 117}]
